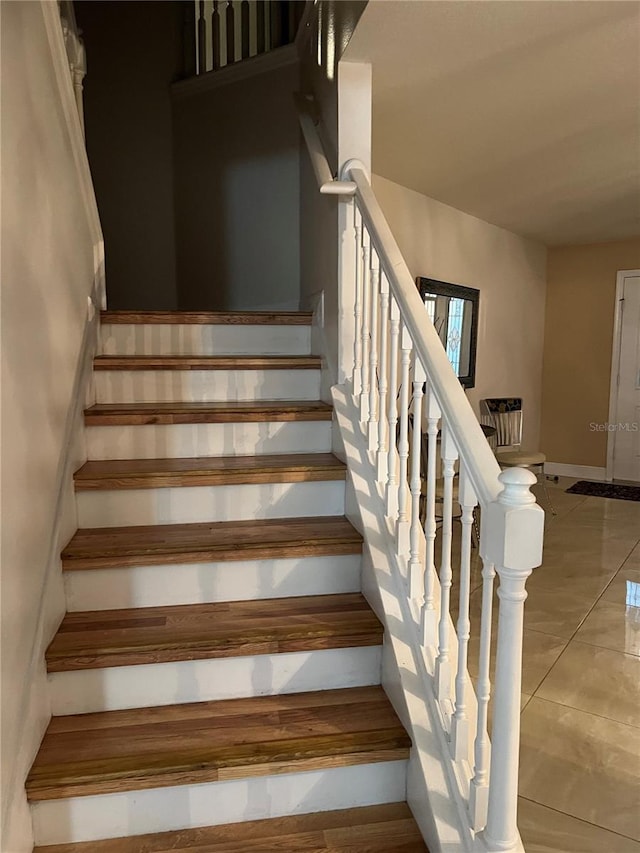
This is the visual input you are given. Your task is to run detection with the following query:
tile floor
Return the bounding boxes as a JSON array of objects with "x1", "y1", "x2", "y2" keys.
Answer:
[{"x1": 450, "y1": 477, "x2": 640, "y2": 851}]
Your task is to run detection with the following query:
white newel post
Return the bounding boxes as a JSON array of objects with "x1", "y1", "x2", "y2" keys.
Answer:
[
  {"x1": 338, "y1": 196, "x2": 357, "y2": 386},
  {"x1": 481, "y1": 468, "x2": 544, "y2": 852},
  {"x1": 337, "y1": 61, "x2": 371, "y2": 387},
  {"x1": 352, "y1": 206, "x2": 363, "y2": 396}
]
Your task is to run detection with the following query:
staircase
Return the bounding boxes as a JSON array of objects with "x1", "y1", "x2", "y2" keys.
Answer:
[{"x1": 27, "y1": 310, "x2": 427, "y2": 851}]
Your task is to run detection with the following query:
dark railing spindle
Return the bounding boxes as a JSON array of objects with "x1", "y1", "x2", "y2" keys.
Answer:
[
  {"x1": 212, "y1": 1, "x2": 221, "y2": 70},
  {"x1": 182, "y1": 1, "x2": 196, "y2": 78},
  {"x1": 197, "y1": 0, "x2": 207, "y2": 74},
  {"x1": 270, "y1": 1, "x2": 282, "y2": 50},
  {"x1": 192, "y1": 0, "x2": 302, "y2": 75},
  {"x1": 226, "y1": 0, "x2": 235, "y2": 65},
  {"x1": 241, "y1": 0, "x2": 250, "y2": 59},
  {"x1": 256, "y1": 1, "x2": 266, "y2": 54},
  {"x1": 287, "y1": 2, "x2": 297, "y2": 44}
]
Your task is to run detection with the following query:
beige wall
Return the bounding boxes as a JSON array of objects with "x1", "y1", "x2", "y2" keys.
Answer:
[
  {"x1": 372, "y1": 175, "x2": 548, "y2": 448},
  {"x1": 540, "y1": 238, "x2": 640, "y2": 468},
  {"x1": 1, "y1": 4, "x2": 100, "y2": 848}
]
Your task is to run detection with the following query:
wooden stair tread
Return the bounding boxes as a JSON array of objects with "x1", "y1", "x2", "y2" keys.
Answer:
[
  {"x1": 73, "y1": 453, "x2": 346, "y2": 490},
  {"x1": 26, "y1": 686, "x2": 411, "y2": 800},
  {"x1": 33, "y1": 803, "x2": 428, "y2": 851},
  {"x1": 101, "y1": 311, "x2": 313, "y2": 325},
  {"x1": 94, "y1": 355, "x2": 321, "y2": 370},
  {"x1": 84, "y1": 400, "x2": 333, "y2": 426},
  {"x1": 62, "y1": 515, "x2": 362, "y2": 571},
  {"x1": 46, "y1": 593, "x2": 382, "y2": 671}
]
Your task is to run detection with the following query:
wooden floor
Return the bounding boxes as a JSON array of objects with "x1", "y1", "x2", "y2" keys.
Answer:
[
  {"x1": 73, "y1": 453, "x2": 346, "y2": 490},
  {"x1": 46, "y1": 593, "x2": 382, "y2": 671},
  {"x1": 62, "y1": 515, "x2": 363, "y2": 571},
  {"x1": 101, "y1": 311, "x2": 314, "y2": 325},
  {"x1": 26, "y1": 686, "x2": 411, "y2": 801},
  {"x1": 33, "y1": 802, "x2": 428, "y2": 852},
  {"x1": 84, "y1": 400, "x2": 334, "y2": 426},
  {"x1": 93, "y1": 355, "x2": 321, "y2": 370}
]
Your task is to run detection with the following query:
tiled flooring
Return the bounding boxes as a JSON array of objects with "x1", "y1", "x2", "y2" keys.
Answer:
[
  {"x1": 451, "y1": 477, "x2": 640, "y2": 851},
  {"x1": 517, "y1": 478, "x2": 640, "y2": 852}
]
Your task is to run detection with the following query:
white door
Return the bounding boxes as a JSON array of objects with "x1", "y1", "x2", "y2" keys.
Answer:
[{"x1": 612, "y1": 272, "x2": 640, "y2": 482}]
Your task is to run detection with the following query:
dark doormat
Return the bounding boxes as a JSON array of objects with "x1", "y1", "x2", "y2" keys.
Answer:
[{"x1": 566, "y1": 480, "x2": 640, "y2": 502}]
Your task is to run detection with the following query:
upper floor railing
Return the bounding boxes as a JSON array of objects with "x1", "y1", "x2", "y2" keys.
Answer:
[
  {"x1": 58, "y1": 0, "x2": 86, "y2": 134},
  {"x1": 190, "y1": 0, "x2": 306, "y2": 76},
  {"x1": 298, "y1": 98, "x2": 545, "y2": 852}
]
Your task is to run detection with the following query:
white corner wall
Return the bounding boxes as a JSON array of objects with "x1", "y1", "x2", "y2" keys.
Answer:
[
  {"x1": 1, "y1": 4, "x2": 102, "y2": 849},
  {"x1": 299, "y1": 2, "x2": 368, "y2": 390},
  {"x1": 372, "y1": 175, "x2": 547, "y2": 448}
]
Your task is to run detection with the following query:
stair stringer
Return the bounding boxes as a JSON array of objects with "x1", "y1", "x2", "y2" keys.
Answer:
[{"x1": 332, "y1": 381, "x2": 496, "y2": 853}]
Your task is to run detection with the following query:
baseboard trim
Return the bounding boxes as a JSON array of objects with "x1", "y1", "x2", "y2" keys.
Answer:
[{"x1": 544, "y1": 462, "x2": 607, "y2": 482}]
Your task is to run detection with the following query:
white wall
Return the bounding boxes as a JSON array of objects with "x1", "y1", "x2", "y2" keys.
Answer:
[
  {"x1": 298, "y1": 2, "x2": 368, "y2": 389},
  {"x1": 1, "y1": 4, "x2": 101, "y2": 849},
  {"x1": 372, "y1": 175, "x2": 547, "y2": 448}
]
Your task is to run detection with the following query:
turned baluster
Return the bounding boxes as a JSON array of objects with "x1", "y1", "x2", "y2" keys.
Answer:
[
  {"x1": 198, "y1": 0, "x2": 207, "y2": 73},
  {"x1": 385, "y1": 297, "x2": 400, "y2": 518},
  {"x1": 376, "y1": 273, "x2": 390, "y2": 482},
  {"x1": 211, "y1": 1, "x2": 221, "y2": 70},
  {"x1": 396, "y1": 326, "x2": 412, "y2": 559},
  {"x1": 435, "y1": 423, "x2": 458, "y2": 705},
  {"x1": 367, "y1": 251, "x2": 380, "y2": 452},
  {"x1": 420, "y1": 388, "x2": 440, "y2": 647},
  {"x1": 408, "y1": 356, "x2": 426, "y2": 600},
  {"x1": 256, "y1": 0, "x2": 266, "y2": 53},
  {"x1": 241, "y1": 0, "x2": 250, "y2": 59},
  {"x1": 226, "y1": 0, "x2": 235, "y2": 64},
  {"x1": 450, "y1": 464, "x2": 478, "y2": 763}
]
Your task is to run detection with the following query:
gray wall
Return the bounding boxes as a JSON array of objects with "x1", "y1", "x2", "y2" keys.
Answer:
[
  {"x1": 76, "y1": 1, "x2": 183, "y2": 309},
  {"x1": 172, "y1": 59, "x2": 301, "y2": 311}
]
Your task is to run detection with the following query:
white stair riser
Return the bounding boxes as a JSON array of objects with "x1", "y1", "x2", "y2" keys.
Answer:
[
  {"x1": 76, "y1": 481, "x2": 346, "y2": 527},
  {"x1": 94, "y1": 370, "x2": 321, "y2": 404},
  {"x1": 31, "y1": 760, "x2": 408, "y2": 845},
  {"x1": 101, "y1": 324, "x2": 312, "y2": 356},
  {"x1": 64, "y1": 555, "x2": 362, "y2": 611},
  {"x1": 86, "y1": 421, "x2": 333, "y2": 460},
  {"x1": 49, "y1": 646, "x2": 382, "y2": 715}
]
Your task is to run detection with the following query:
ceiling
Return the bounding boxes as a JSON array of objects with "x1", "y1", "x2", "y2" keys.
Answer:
[{"x1": 344, "y1": 0, "x2": 640, "y2": 246}]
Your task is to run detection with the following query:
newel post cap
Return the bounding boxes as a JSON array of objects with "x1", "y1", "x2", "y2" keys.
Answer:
[
  {"x1": 497, "y1": 468, "x2": 537, "y2": 506},
  {"x1": 482, "y1": 468, "x2": 544, "y2": 573}
]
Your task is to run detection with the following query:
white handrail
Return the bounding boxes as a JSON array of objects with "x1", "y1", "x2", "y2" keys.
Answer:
[
  {"x1": 297, "y1": 95, "x2": 544, "y2": 853},
  {"x1": 295, "y1": 94, "x2": 356, "y2": 196},
  {"x1": 347, "y1": 167, "x2": 501, "y2": 509}
]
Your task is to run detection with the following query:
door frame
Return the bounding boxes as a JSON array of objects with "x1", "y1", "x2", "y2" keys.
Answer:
[{"x1": 606, "y1": 269, "x2": 640, "y2": 481}]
